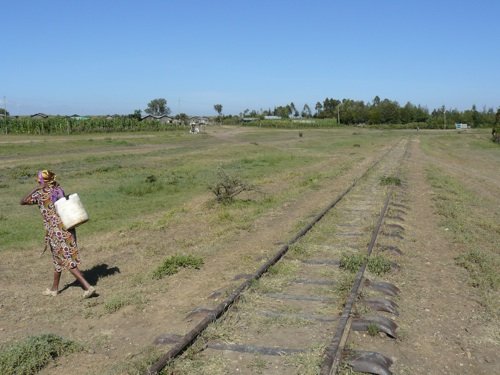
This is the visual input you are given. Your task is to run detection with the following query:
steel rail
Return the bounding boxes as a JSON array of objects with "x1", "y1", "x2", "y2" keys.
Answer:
[
  {"x1": 146, "y1": 139, "x2": 405, "y2": 375},
  {"x1": 320, "y1": 138, "x2": 410, "y2": 375}
]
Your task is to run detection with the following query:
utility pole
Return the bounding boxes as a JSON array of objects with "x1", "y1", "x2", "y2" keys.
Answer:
[
  {"x1": 337, "y1": 105, "x2": 340, "y2": 125},
  {"x1": 443, "y1": 106, "x2": 446, "y2": 130},
  {"x1": 3, "y1": 96, "x2": 6, "y2": 135}
]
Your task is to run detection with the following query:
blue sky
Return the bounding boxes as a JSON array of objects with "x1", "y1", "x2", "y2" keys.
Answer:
[{"x1": 2, "y1": 0, "x2": 499, "y2": 116}]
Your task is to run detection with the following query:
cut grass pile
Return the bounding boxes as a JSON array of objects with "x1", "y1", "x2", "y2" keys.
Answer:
[
  {"x1": 0, "y1": 334, "x2": 82, "y2": 375},
  {"x1": 152, "y1": 254, "x2": 204, "y2": 279}
]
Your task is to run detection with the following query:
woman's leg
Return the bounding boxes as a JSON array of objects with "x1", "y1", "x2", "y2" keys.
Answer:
[
  {"x1": 51, "y1": 271, "x2": 61, "y2": 291},
  {"x1": 68, "y1": 266, "x2": 91, "y2": 290}
]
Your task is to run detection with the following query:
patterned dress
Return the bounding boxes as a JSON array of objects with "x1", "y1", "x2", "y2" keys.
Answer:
[{"x1": 25, "y1": 186, "x2": 80, "y2": 272}]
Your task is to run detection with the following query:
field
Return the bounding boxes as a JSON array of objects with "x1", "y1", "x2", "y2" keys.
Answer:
[{"x1": 0, "y1": 126, "x2": 498, "y2": 374}]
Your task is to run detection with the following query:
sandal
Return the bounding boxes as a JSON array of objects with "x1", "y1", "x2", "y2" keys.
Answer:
[
  {"x1": 83, "y1": 286, "x2": 96, "y2": 299},
  {"x1": 42, "y1": 288, "x2": 58, "y2": 297}
]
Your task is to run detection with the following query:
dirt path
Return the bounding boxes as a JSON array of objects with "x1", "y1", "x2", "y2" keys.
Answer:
[{"x1": 364, "y1": 137, "x2": 499, "y2": 374}]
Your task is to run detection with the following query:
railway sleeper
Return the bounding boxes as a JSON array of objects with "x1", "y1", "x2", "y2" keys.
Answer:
[
  {"x1": 377, "y1": 244, "x2": 403, "y2": 255},
  {"x1": 344, "y1": 349, "x2": 394, "y2": 375},
  {"x1": 351, "y1": 315, "x2": 398, "y2": 338},
  {"x1": 363, "y1": 279, "x2": 400, "y2": 296},
  {"x1": 206, "y1": 341, "x2": 307, "y2": 356},
  {"x1": 361, "y1": 297, "x2": 399, "y2": 316}
]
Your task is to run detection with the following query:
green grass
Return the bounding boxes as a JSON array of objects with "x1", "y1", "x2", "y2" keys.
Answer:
[
  {"x1": 1, "y1": 128, "x2": 405, "y2": 251},
  {"x1": 104, "y1": 293, "x2": 146, "y2": 313},
  {"x1": 367, "y1": 255, "x2": 392, "y2": 276},
  {"x1": 339, "y1": 253, "x2": 366, "y2": 273},
  {"x1": 152, "y1": 254, "x2": 204, "y2": 280},
  {"x1": 380, "y1": 175, "x2": 402, "y2": 186},
  {"x1": 426, "y1": 165, "x2": 500, "y2": 316},
  {"x1": 0, "y1": 334, "x2": 82, "y2": 375}
]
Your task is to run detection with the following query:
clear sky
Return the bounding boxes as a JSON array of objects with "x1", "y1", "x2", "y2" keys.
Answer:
[{"x1": 2, "y1": 0, "x2": 499, "y2": 116}]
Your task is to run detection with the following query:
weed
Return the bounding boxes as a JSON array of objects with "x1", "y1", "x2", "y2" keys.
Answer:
[
  {"x1": 104, "y1": 293, "x2": 145, "y2": 313},
  {"x1": 152, "y1": 254, "x2": 204, "y2": 280},
  {"x1": 367, "y1": 255, "x2": 392, "y2": 276},
  {"x1": 380, "y1": 175, "x2": 401, "y2": 186},
  {"x1": 455, "y1": 249, "x2": 499, "y2": 290},
  {"x1": 367, "y1": 323, "x2": 380, "y2": 336},
  {"x1": 339, "y1": 253, "x2": 366, "y2": 273},
  {"x1": 0, "y1": 334, "x2": 82, "y2": 375},
  {"x1": 335, "y1": 273, "x2": 356, "y2": 299}
]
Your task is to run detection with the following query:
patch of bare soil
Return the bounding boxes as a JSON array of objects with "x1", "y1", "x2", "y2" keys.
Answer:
[
  {"x1": 0, "y1": 135, "x2": 392, "y2": 374},
  {"x1": 358, "y1": 137, "x2": 499, "y2": 374}
]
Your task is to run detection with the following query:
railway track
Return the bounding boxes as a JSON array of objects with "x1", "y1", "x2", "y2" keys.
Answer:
[{"x1": 147, "y1": 138, "x2": 409, "y2": 375}]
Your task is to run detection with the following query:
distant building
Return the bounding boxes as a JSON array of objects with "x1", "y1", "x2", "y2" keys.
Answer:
[
  {"x1": 264, "y1": 115, "x2": 281, "y2": 120},
  {"x1": 68, "y1": 114, "x2": 89, "y2": 121},
  {"x1": 30, "y1": 113, "x2": 49, "y2": 119},
  {"x1": 141, "y1": 115, "x2": 174, "y2": 124},
  {"x1": 455, "y1": 123, "x2": 468, "y2": 129}
]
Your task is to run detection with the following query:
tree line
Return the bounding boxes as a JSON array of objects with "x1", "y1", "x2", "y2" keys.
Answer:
[{"x1": 243, "y1": 96, "x2": 500, "y2": 127}]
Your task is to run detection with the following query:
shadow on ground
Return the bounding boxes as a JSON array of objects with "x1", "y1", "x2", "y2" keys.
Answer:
[{"x1": 60, "y1": 263, "x2": 120, "y2": 292}]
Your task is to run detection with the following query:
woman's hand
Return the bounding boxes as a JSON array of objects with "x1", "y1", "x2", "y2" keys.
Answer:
[{"x1": 20, "y1": 186, "x2": 41, "y2": 205}]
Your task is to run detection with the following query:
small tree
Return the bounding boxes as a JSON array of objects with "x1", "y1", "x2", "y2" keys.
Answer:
[
  {"x1": 210, "y1": 167, "x2": 254, "y2": 203},
  {"x1": 214, "y1": 104, "x2": 223, "y2": 123},
  {"x1": 145, "y1": 98, "x2": 170, "y2": 116}
]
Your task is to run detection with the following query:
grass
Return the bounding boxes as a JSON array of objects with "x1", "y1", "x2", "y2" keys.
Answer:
[
  {"x1": 380, "y1": 175, "x2": 402, "y2": 186},
  {"x1": 104, "y1": 292, "x2": 146, "y2": 313},
  {"x1": 426, "y1": 165, "x2": 500, "y2": 316},
  {"x1": 339, "y1": 253, "x2": 366, "y2": 273},
  {"x1": 0, "y1": 334, "x2": 82, "y2": 375},
  {"x1": 1, "y1": 128, "x2": 383, "y2": 251},
  {"x1": 367, "y1": 255, "x2": 392, "y2": 276},
  {"x1": 367, "y1": 322, "x2": 380, "y2": 336},
  {"x1": 152, "y1": 254, "x2": 204, "y2": 280}
]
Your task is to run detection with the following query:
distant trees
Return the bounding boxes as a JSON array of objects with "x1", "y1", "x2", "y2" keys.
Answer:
[
  {"x1": 128, "y1": 109, "x2": 142, "y2": 120},
  {"x1": 0, "y1": 108, "x2": 9, "y2": 116},
  {"x1": 214, "y1": 104, "x2": 223, "y2": 124},
  {"x1": 214, "y1": 104, "x2": 223, "y2": 116},
  {"x1": 145, "y1": 98, "x2": 170, "y2": 116},
  {"x1": 302, "y1": 104, "x2": 312, "y2": 118}
]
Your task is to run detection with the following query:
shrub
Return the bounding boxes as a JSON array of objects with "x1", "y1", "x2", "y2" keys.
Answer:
[
  {"x1": 152, "y1": 254, "x2": 204, "y2": 279},
  {"x1": 209, "y1": 167, "x2": 254, "y2": 203},
  {"x1": 339, "y1": 253, "x2": 366, "y2": 273},
  {"x1": 0, "y1": 334, "x2": 82, "y2": 375}
]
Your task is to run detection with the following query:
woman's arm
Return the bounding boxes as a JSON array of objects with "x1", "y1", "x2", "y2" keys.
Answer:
[{"x1": 20, "y1": 186, "x2": 40, "y2": 205}]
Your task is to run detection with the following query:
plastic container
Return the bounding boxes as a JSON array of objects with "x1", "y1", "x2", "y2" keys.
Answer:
[{"x1": 54, "y1": 193, "x2": 89, "y2": 230}]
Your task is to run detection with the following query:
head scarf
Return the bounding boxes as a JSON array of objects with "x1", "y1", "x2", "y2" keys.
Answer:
[
  {"x1": 38, "y1": 170, "x2": 57, "y2": 185},
  {"x1": 37, "y1": 170, "x2": 65, "y2": 202}
]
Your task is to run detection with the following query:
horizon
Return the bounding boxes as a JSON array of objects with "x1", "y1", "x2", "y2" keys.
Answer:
[{"x1": 2, "y1": 1, "x2": 499, "y2": 116}]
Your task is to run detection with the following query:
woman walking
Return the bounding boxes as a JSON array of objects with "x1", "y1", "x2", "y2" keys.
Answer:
[{"x1": 21, "y1": 170, "x2": 96, "y2": 298}]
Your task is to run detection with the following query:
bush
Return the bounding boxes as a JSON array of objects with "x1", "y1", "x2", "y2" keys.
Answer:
[
  {"x1": 152, "y1": 254, "x2": 204, "y2": 279},
  {"x1": 209, "y1": 167, "x2": 254, "y2": 203},
  {"x1": 0, "y1": 334, "x2": 82, "y2": 375}
]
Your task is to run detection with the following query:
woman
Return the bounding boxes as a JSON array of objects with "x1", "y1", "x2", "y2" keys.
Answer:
[{"x1": 21, "y1": 170, "x2": 96, "y2": 298}]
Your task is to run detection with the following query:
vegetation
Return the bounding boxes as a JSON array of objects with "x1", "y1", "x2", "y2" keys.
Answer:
[
  {"x1": 239, "y1": 96, "x2": 499, "y2": 127},
  {"x1": 0, "y1": 334, "x2": 82, "y2": 375},
  {"x1": 367, "y1": 255, "x2": 392, "y2": 276},
  {"x1": 209, "y1": 167, "x2": 254, "y2": 203},
  {"x1": 380, "y1": 175, "x2": 402, "y2": 186},
  {"x1": 152, "y1": 254, "x2": 204, "y2": 280},
  {"x1": 367, "y1": 323, "x2": 380, "y2": 336},
  {"x1": 145, "y1": 98, "x2": 170, "y2": 116},
  {"x1": 339, "y1": 253, "x2": 366, "y2": 273},
  {"x1": 426, "y1": 165, "x2": 499, "y2": 316}
]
